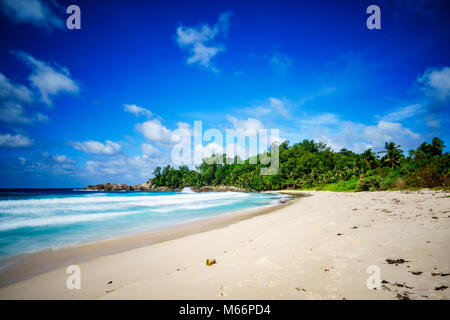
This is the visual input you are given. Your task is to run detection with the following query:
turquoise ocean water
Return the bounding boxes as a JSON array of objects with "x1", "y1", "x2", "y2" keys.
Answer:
[{"x1": 0, "y1": 188, "x2": 288, "y2": 261}]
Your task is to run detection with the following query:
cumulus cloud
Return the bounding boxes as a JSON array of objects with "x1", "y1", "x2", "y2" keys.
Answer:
[
  {"x1": 69, "y1": 140, "x2": 122, "y2": 155},
  {"x1": 417, "y1": 66, "x2": 450, "y2": 100},
  {"x1": 0, "y1": 133, "x2": 33, "y2": 148},
  {"x1": 141, "y1": 143, "x2": 160, "y2": 156},
  {"x1": 13, "y1": 50, "x2": 80, "y2": 105},
  {"x1": 176, "y1": 12, "x2": 231, "y2": 72},
  {"x1": 0, "y1": 0, "x2": 64, "y2": 31},
  {"x1": 362, "y1": 121, "x2": 421, "y2": 150},
  {"x1": 85, "y1": 154, "x2": 168, "y2": 182},
  {"x1": 135, "y1": 119, "x2": 172, "y2": 144},
  {"x1": 226, "y1": 116, "x2": 264, "y2": 137},
  {"x1": 297, "y1": 113, "x2": 422, "y2": 153},
  {"x1": 124, "y1": 104, "x2": 153, "y2": 118},
  {"x1": 136, "y1": 119, "x2": 191, "y2": 146}
]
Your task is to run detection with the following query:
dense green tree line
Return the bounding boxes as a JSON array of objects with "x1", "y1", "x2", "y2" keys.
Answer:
[{"x1": 151, "y1": 137, "x2": 449, "y2": 191}]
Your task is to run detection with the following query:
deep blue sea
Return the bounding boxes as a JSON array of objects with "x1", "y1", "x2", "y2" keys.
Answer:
[{"x1": 0, "y1": 188, "x2": 288, "y2": 260}]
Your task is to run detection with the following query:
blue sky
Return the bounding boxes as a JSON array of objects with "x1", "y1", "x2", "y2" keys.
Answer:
[{"x1": 0, "y1": 0, "x2": 449, "y2": 188}]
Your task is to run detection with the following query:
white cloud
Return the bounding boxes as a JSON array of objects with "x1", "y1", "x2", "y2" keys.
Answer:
[
  {"x1": 295, "y1": 112, "x2": 422, "y2": 153},
  {"x1": 52, "y1": 154, "x2": 75, "y2": 164},
  {"x1": 0, "y1": 0, "x2": 63, "y2": 31},
  {"x1": 226, "y1": 116, "x2": 264, "y2": 137},
  {"x1": 69, "y1": 140, "x2": 122, "y2": 155},
  {"x1": 268, "y1": 97, "x2": 289, "y2": 118},
  {"x1": 136, "y1": 119, "x2": 191, "y2": 146},
  {"x1": 0, "y1": 72, "x2": 33, "y2": 103},
  {"x1": 381, "y1": 104, "x2": 422, "y2": 122},
  {"x1": 13, "y1": 50, "x2": 80, "y2": 105},
  {"x1": 0, "y1": 133, "x2": 33, "y2": 148},
  {"x1": 245, "y1": 97, "x2": 291, "y2": 118},
  {"x1": 0, "y1": 73, "x2": 49, "y2": 125},
  {"x1": 27, "y1": 152, "x2": 76, "y2": 176},
  {"x1": 0, "y1": 103, "x2": 49, "y2": 124},
  {"x1": 176, "y1": 12, "x2": 231, "y2": 72},
  {"x1": 85, "y1": 154, "x2": 168, "y2": 182},
  {"x1": 417, "y1": 66, "x2": 450, "y2": 100},
  {"x1": 135, "y1": 119, "x2": 172, "y2": 144},
  {"x1": 362, "y1": 121, "x2": 421, "y2": 151},
  {"x1": 270, "y1": 51, "x2": 293, "y2": 74},
  {"x1": 141, "y1": 143, "x2": 160, "y2": 156},
  {"x1": 124, "y1": 104, "x2": 153, "y2": 117}
]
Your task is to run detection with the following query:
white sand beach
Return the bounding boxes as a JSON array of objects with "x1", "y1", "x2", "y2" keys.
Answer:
[{"x1": 0, "y1": 190, "x2": 449, "y2": 300}]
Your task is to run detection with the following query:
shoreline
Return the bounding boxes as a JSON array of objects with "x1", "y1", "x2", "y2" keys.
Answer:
[
  {"x1": 0, "y1": 189, "x2": 448, "y2": 300},
  {"x1": 0, "y1": 194, "x2": 298, "y2": 288}
]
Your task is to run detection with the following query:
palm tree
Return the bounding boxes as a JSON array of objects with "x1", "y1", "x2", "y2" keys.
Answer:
[
  {"x1": 431, "y1": 137, "x2": 445, "y2": 156},
  {"x1": 378, "y1": 142, "x2": 403, "y2": 169},
  {"x1": 361, "y1": 149, "x2": 377, "y2": 169}
]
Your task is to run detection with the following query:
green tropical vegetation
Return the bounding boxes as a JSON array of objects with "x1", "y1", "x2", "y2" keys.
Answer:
[{"x1": 150, "y1": 137, "x2": 449, "y2": 192}]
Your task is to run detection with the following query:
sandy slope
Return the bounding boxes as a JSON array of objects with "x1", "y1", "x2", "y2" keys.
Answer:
[{"x1": 0, "y1": 190, "x2": 449, "y2": 300}]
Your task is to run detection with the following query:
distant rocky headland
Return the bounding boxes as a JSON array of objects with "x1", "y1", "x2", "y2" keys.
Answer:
[{"x1": 84, "y1": 181, "x2": 249, "y2": 193}]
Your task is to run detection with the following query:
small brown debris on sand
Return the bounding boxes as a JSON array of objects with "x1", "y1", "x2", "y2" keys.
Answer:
[
  {"x1": 206, "y1": 259, "x2": 217, "y2": 266},
  {"x1": 431, "y1": 272, "x2": 450, "y2": 277},
  {"x1": 393, "y1": 282, "x2": 413, "y2": 289},
  {"x1": 396, "y1": 292, "x2": 410, "y2": 300},
  {"x1": 434, "y1": 285, "x2": 448, "y2": 291},
  {"x1": 409, "y1": 271, "x2": 423, "y2": 275},
  {"x1": 386, "y1": 258, "x2": 409, "y2": 265}
]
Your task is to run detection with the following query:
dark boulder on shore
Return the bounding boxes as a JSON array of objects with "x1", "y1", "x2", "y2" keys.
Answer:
[
  {"x1": 84, "y1": 181, "x2": 249, "y2": 192},
  {"x1": 84, "y1": 180, "x2": 180, "y2": 191}
]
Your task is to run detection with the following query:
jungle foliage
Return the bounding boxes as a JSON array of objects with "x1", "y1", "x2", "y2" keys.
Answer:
[{"x1": 150, "y1": 137, "x2": 449, "y2": 191}]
